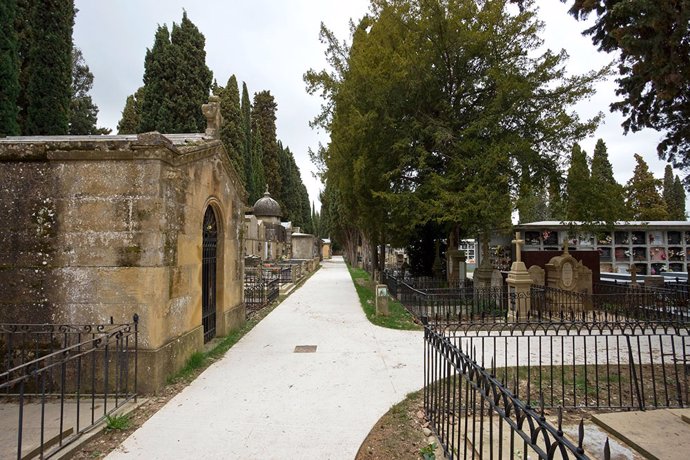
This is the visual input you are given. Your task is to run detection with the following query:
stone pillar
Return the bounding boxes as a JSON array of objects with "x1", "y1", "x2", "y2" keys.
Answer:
[
  {"x1": 375, "y1": 284, "x2": 389, "y2": 316},
  {"x1": 506, "y1": 232, "x2": 533, "y2": 320},
  {"x1": 474, "y1": 239, "x2": 493, "y2": 289}
]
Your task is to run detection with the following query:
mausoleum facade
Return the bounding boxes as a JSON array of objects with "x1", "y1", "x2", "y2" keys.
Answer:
[{"x1": 0, "y1": 132, "x2": 246, "y2": 392}]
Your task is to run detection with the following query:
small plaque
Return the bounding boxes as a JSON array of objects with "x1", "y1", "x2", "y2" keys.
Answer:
[
  {"x1": 562, "y1": 262, "x2": 574, "y2": 288},
  {"x1": 377, "y1": 286, "x2": 388, "y2": 297}
]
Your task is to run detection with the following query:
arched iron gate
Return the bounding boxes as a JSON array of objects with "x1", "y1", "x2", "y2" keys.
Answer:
[{"x1": 202, "y1": 206, "x2": 217, "y2": 342}]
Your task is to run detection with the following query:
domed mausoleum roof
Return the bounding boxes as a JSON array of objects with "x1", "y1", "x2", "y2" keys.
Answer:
[{"x1": 253, "y1": 188, "x2": 281, "y2": 218}]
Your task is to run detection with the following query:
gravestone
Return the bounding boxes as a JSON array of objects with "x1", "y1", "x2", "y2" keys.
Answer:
[
  {"x1": 375, "y1": 284, "x2": 389, "y2": 316},
  {"x1": 506, "y1": 232, "x2": 534, "y2": 319},
  {"x1": 528, "y1": 265, "x2": 545, "y2": 286},
  {"x1": 491, "y1": 269, "x2": 504, "y2": 289},
  {"x1": 474, "y1": 239, "x2": 494, "y2": 288},
  {"x1": 545, "y1": 244, "x2": 593, "y2": 311}
]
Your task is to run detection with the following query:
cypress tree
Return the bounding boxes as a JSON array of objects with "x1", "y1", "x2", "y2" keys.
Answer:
[
  {"x1": 241, "y1": 82, "x2": 253, "y2": 197},
  {"x1": 591, "y1": 139, "x2": 626, "y2": 221},
  {"x1": 68, "y1": 47, "x2": 109, "y2": 135},
  {"x1": 140, "y1": 25, "x2": 174, "y2": 133},
  {"x1": 168, "y1": 11, "x2": 212, "y2": 132},
  {"x1": 117, "y1": 87, "x2": 144, "y2": 134},
  {"x1": 565, "y1": 144, "x2": 592, "y2": 221},
  {"x1": 0, "y1": 0, "x2": 20, "y2": 136},
  {"x1": 663, "y1": 165, "x2": 675, "y2": 211},
  {"x1": 24, "y1": 0, "x2": 74, "y2": 135},
  {"x1": 249, "y1": 126, "x2": 266, "y2": 204},
  {"x1": 625, "y1": 154, "x2": 669, "y2": 220},
  {"x1": 15, "y1": 0, "x2": 32, "y2": 133},
  {"x1": 219, "y1": 75, "x2": 246, "y2": 184},
  {"x1": 672, "y1": 176, "x2": 687, "y2": 220},
  {"x1": 252, "y1": 91, "x2": 281, "y2": 198}
]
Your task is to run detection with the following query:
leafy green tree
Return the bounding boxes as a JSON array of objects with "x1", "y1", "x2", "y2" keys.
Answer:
[
  {"x1": 68, "y1": 47, "x2": 110, "y2": 135},
  {"x1": 251, "y1": 91, "x2": 281, "y2": 197},
  {"x1": 590, "y1": 138, "x2": 626, "y2": 221},
  {"x1": 625, "y1": 153, "x2": 669, "y2": 220},
  {"x1": 561, "y1": 0, "x2": 690, "y2": 181},
  {"x1": 219, "y1": 75, "x2": 246, "y2": 184},
  {"x1": 306, "y1": 0, "x2": 604, "y2": 264},
  {"x1": 24, "y1": 0, "x2": 74, "y2": 135},
  {"x1": 516, "y1": 171, "x2": 549, "y2": 224},
  {"x1": 117, "y1": 87, "x2": 144, "y2": 134},
  {"x1": 0, "y1": 0, "x2": 20, "y2": 136}
]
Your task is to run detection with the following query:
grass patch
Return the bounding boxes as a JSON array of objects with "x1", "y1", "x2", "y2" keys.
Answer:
[
  {"x1": 348, "y1": 265, "x2": 422, "y2": 330},
  {"x1": 166, "y1": 266, "x2": 321, "y2": 385},
  {"x1": 104, "y1": 413, "x2": 131, "y2": 433}
]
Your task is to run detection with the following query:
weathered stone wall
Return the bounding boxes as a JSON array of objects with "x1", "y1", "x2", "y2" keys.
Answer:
[
  {"x1": 292, "y1": 234, "x2": 316, "y2": 260},
  {"x1": 0, "y1": 133, "x2": 246, "y2": 392}
]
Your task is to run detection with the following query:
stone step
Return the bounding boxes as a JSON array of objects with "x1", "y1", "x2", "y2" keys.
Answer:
[{"x1": 593, "y1": 409, "x2": 690, "y2": 460}]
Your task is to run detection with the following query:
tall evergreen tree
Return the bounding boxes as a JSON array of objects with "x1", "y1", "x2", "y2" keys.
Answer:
[
  {"x1": 140, "y1": 25, "x2": 174, "y2": 133},
  {"x1": 251, "y1": 91, "x2": 281, "y2": 198},
  {"x1": 625, "y1": 154, "x2": 669, "y2": 220},
  {"x1": 0, "y1": 0, "x2": 20, "y2": 136},
  {"x1": 139, "y1": 12, "x2": 211, "y2": 133},
  {"x1": 219, "y1": 75, "x2": 246, "y2": 184},
  {"x1": 24, "y1": 0, "x2": 74, "y2": 135},
  {"x1": 672, "y1": 176, "x2": 687, "y2": 220},
  {"x1": 168, "y1": 11, "x2": 212, "y2": 132},
  {"x1": 117, "y1": 87, "x2": 144, "y2": 134},
  {"x1": 663, "y1": 164, "x2": 675, "y2": 215},
  {"x1": 590, "y1": 139, "x2": 626, "y2": 221},
  {"x1": 240, "y1": 82, "x2": 253, "y2": 198},
  {"x1": 664, "y1": 165, "x2": 688, "y2": 220},
  {"x1": 565, "y1": 144, "x2": 592, "y2": 221},
  {"x1": 14, "y1": 0, "x2": 32, "y2": 133},
  {"x1": 68, "y1": 47, "x2": 109, "y2": 135},
  {"x1": 249, "y1": 126, "x2": 266, "y2": 204}
]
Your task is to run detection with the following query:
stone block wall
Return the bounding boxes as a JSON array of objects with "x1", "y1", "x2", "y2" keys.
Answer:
[{"x1": 0, "y1": 134, "x2": 246, "y2": 392}]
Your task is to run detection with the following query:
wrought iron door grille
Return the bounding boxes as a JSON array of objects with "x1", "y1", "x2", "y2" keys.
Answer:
[{"x1": 202, "y1": 207, "x2": 217, "y2": 343}]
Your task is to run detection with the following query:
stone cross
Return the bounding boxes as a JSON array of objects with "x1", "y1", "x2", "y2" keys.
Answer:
[
  {"x1": 562, "y1": 239, "x2": 570, "y2": 255},
  {"x1": 512, "y1": 231, "x2": 524, "y2": 263}
]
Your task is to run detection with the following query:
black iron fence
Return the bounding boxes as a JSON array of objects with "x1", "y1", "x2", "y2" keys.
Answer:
[
  {"x1": 244, "y1": 276, "x2": 279, "y2": 315},
  {"x1": 425, "y1": 324, "x2": 601, "y2": 459},
  {"x1": 384, "y1": 271, "x2": 690, "y2": 324},
  {"x1": 440, "y1": 320, "x2": 689, "y2": 411},
  {"x1": 0, "y1": 316, "x2": 138, "y2": 460}
]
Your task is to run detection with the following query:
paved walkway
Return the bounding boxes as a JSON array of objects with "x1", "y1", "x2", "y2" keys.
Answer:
[{"x1": 107, "y1": 257, "x2": 424, "y2": 460}]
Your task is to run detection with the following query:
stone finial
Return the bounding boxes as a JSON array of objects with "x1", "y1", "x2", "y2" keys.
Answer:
[{"x1": 202, "y1": 95, "x2": 223, "y2": 138}]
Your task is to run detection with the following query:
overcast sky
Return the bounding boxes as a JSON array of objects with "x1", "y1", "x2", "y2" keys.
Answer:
[{"x1": 73, "y1": 0, "x2": 676, "y2": 209}]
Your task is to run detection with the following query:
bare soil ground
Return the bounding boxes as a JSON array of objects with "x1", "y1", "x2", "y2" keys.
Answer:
[{"x1": 355, "y1": 390, "x2": 433, "y2": 460}]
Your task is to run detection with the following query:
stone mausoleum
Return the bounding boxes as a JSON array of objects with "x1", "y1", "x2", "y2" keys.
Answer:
[{"x1": 0, "y1": 130, "x2": 246, "y2": 392}]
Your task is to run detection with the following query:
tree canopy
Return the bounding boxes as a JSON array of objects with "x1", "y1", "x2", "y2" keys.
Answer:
[
  {"x1": 625, "y1": 153, "x2": 669, "y2": 220},
  {"x1": 306, "y1": 0, "x2": 606, "y2": 264},
  {"x1": 562, "y1": 0, "x2": 690, "y2": 185},
  {"x1": 0, "y1": 0, "x2": 20, "y2": 136},
  {"x1": 139, "y1": 12, "x2": 212, "y2": 133}
]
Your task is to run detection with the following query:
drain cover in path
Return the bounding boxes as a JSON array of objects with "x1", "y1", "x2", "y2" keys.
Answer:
[{"x1": 294, "y1": 345, "x2": 317, "y2": 353}]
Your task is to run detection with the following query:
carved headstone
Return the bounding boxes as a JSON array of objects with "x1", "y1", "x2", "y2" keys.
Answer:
[{"x1": 528, "y1": 265, "x2": 545, "y2": 286}]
